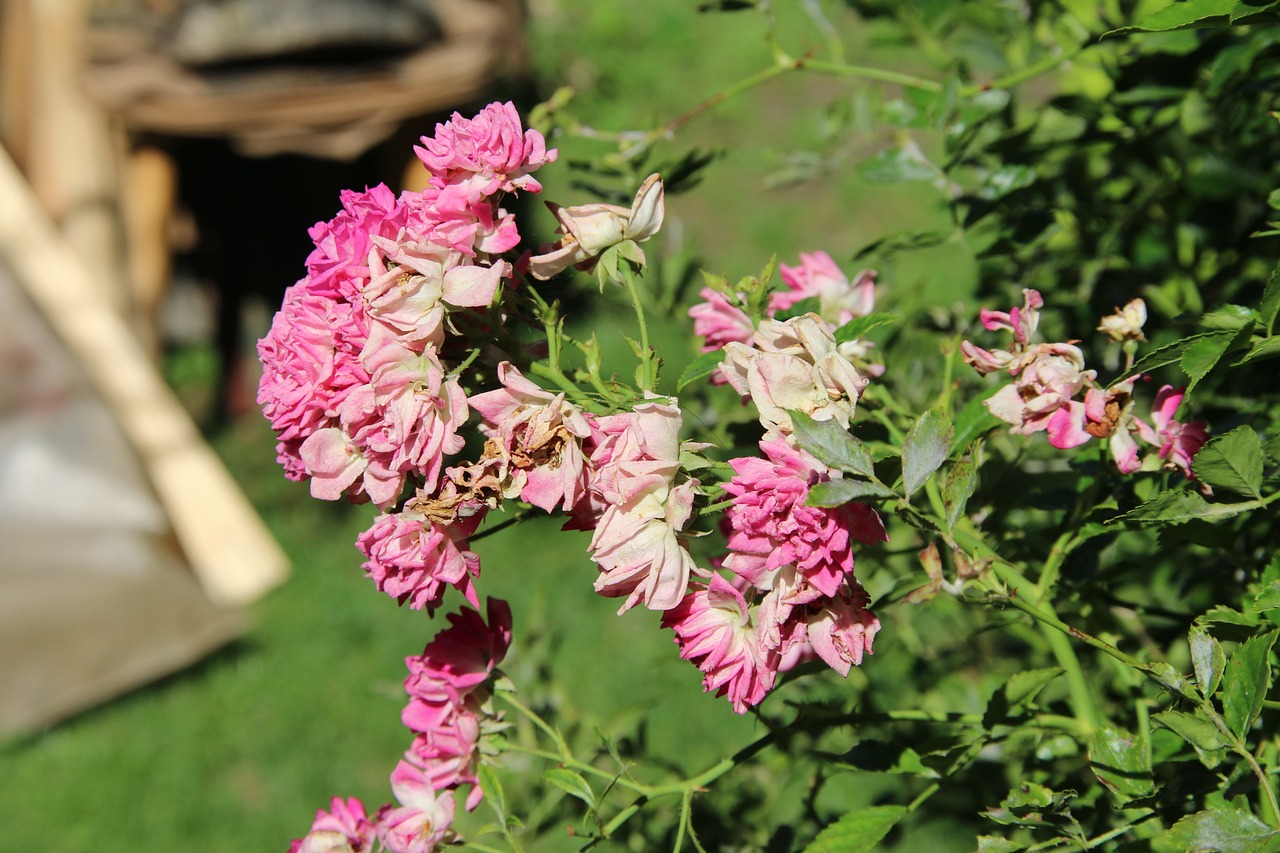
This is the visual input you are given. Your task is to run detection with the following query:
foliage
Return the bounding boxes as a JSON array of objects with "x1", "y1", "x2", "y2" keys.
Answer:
[{"x1": 493, "y1": 2, "x2": 1280, "y2": 849}]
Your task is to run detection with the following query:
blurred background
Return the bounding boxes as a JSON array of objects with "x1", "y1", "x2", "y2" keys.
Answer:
[{"x1": 0, "y1": 1, "x2": 968, "y2": 850}]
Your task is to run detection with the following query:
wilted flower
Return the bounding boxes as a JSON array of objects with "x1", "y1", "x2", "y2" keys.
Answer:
[
  {"x1": 721, "y1": 314, "x2": 867, "y2": 437},
  {"x1": 984, "y1": 342, "x2": 1096, "y2": 446},
  {"x1": 980, "y1": 288, "x2": 1043, "y2": 346},
  {"x1": 1097, "y1": 298, "x2": 1148, "y2": 344},
  {"x1": 468, "y1": 363, "x2": 592, "y2": 512},
  {"x1": 806, "y1": 579, "x2": 880, "y2": 677},
  {"x1": 529, "y1": 173, "x2": 665, "y2": 280}
]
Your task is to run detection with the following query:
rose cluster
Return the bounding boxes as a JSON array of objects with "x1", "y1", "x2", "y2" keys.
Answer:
[
  {"x1": 287, "y1": 601, "x2": 511, "y2": 853},
  {"x1": 962, "y1": 289, "x2": 1209, "y2": 479},
  {"x1": 263, "y1": 103, "x2": 889, "y2": 849}
]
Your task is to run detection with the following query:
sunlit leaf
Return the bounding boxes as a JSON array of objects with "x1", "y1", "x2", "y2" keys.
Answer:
[
  {"x1": 676, "y1": 349, "x2": 725, "y2": 391},
  {"x1": 809, "y1": 478, "x2": 897, "y2": 506},
  {"x1": 1153, "y1": 807, "x2": 1280, "y2": 852},
  {"x1": 542, "y1": 767, "x2": 596, "y2": 809},
  {"x1": 1193, "y1": 426, "x2": 1264, "y2": 498},
  {"x1": 1189, "y1": 625, "x2": 1227, "y2": 698},
  {"x1": 803, "y1": 805, "x2": 907, "y2": 853},
  {"x1": 833, "y1": 313, "x2": 901, "y2": 343}
]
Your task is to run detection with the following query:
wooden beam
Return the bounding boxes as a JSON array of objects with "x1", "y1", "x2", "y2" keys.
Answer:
[{"x1": 0, "y1": 147, "x2": 288, "y2": 607}]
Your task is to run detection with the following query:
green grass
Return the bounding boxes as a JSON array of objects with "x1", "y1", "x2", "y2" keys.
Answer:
[{"x1": 0, "y1": 2, "x2": 971, "y2": 850}]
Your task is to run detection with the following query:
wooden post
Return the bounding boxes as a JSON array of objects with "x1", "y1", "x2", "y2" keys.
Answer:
[{"x1": 0, "y1": 148, "x2": 289, "y2": 607}]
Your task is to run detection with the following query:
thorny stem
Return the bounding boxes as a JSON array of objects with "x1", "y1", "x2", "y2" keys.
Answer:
[
  {"x1": 501, "y1": 693, "x2": 785, "y2": 841},
  {"x1": 958, "y1": 43, "x2": 1087, "y2": 97},
  {"x1": 800, "y1": 57, "x2": 943, "y2": 92},
  {"x1": 950, "y1": 522, "x2": 1103, "y2": 731},
  {"x1": 1026, "y1": 811, "x2": 1156, "y2": 851}
]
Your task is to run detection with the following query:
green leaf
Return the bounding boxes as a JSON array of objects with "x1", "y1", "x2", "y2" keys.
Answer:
[
  {"x1": 1193, "y1": 426, "x2": 1265, "y2": 498},
  {"x1": 809, "y1": 478, "x2": 898, "y2": 506},
  {"x1": 1109, "y1": 489, "x2": 1262, "y2": 526},
  {"x1": 985, "y1": 783, "x2": 1076, "y2": 827},
  {"x1": 984, "y1": 668, "x2": 1063, "y2": 727},
  {"x1": 975, "y1": 837, "x2": 1026, "y2": 853},
  {"x1": 943, "y1": 445, "x2": 980, "y2": 530},
  {"x1": 860, "y1": 146, "x2": 940, "y2": 183},
  {"x1": 834, "y1": 312, "x2": 902, "y2": 343},
  {"x1": 478, "y1": 764, "x2": 507, "y2": 821},
  {"x1": 773, "y1": 296, "x2": 822, "y2": 321},
  {"x1": 1181, "y1": 326, "x2": 1252, "y2": 396},
  {"x1": 791, "y1": 410, "x2": 876, "y2": 479},
  {"x1": 1124, "y1": 330, "x2": 1238, "y2": 380},
  {"x1": 542, "y1": 767, "x2": 596, "y2": 809},
  {"x1": 1089, "y1": 726, "x2": 1154, "y2": 804},
  {"x1": 1200, "y1": 304, "x2": 1261, "y2": 330},
  {"x1": 1153, "y1": 807, "x2": 1280, "y2": 853},
  {"x1": 1190, "y1": 625, "x2": 1227, "y2": 698},
  {"x1": 676, "y1": 349, "x2": 725, "y2": 391},
  {"x1": 902, "y1": 409, "x2": 953, "y2": 497},
  {"x1": 1126, "y1": 0, "x2": 1238, "y2": 32},
  {"x1": 1252, "y1": 580, "x2": 1280, "y2": 614},
  {"x1": 976, "y1": 165, "x2": 1036, "y2": 201},
  {"x1": 1262, "y1": 259, "x2": 1280, "y2": 333},
  {"x1": 1222, "y1": 628, "x2": 1277, "y2": 738},
  {"x1": 1232, "y1": 337, "x2": 1280, "y2": 366},
  {"x1": 1232, "y1": 0, "x2": 1280, "y2": 22},
  {"x1": 1148, "y1": 661, "x2": 1202, "y2": 702},
  {"x1": 803, "y1": 805, "x2": 907, "y2": 853},
  {"x1": 1153, "y1": 710, "x2": 1226, "y2": 768}
]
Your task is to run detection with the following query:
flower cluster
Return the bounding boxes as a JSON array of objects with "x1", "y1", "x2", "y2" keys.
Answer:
[
  {"x1": 286, "y1": 600, "x2": 510, "y2": 853},
  {"x1": 688, "y1": 250, "x2": 884, "y2": 381},
  {"x1": 264, "y1": 103, "x2": 890, "y2": 851},
  {"x1": 962, "y1": 290, "x2": 1209, "y2": 478},
  {"x1": 257, "y1": 102, "x2": 552, "y2": 508},
  {"x1": 668, "y1": 255, "x2": 888, "y2": 714}
]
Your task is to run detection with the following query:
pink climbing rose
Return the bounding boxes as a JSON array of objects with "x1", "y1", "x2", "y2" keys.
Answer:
[
  {"x1": 772, "y1": 251, "x2": 876, "y2": 326},
  {"x1": 1137, "y1": 385, "x2": 1209, "y2": 479},
  {"x1": 356, "y1": 507, "x2": 484, "y2": 612},
  {"x1": 662, "y1": 573, "x2": 774, "y2": 715},
  {"x1": 468, "y1": 362, "x2": 593, "y2": 512},
  {"x1": 722, "y1": 438, "x2": 886, "y2": 599},
  {"x1": 287, "y1": 797, "x2": 376, "y2": 853},
  {"x1": 414, "y1": 101, "x2": 557, "y2": 198},
  {"x1": 377, "y1": 762, "x2": 457, "y2": 853}
]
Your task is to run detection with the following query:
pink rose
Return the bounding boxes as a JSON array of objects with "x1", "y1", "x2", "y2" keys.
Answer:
[
  {"x1": 772, "y1": 252, "x2": 876, "y2": 326},
  {"x1": 414, "y1": 101, "x2": 557, "y2": 198},
  {"x1": 377, "y1": 763, "x2": 456, "y2": 852},
  {"x1": 662, "y1": 574, "x2": 775, "y2": 714}
]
